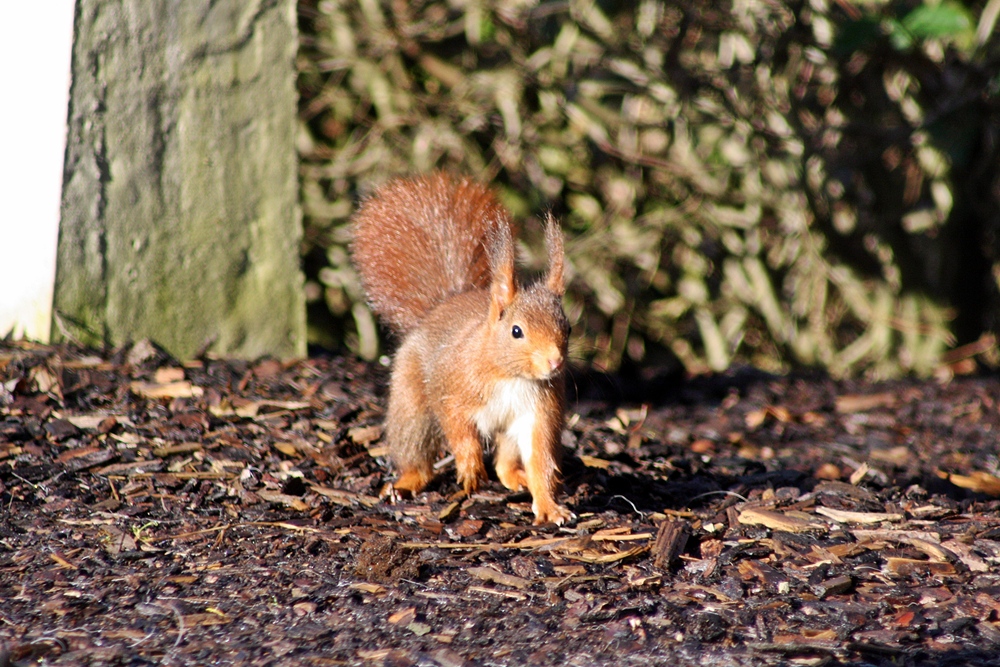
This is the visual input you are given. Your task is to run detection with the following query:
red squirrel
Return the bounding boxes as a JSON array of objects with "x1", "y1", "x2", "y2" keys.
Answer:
[{"x1": 351, "y1": 173, "x2": 573, "y2": 525}]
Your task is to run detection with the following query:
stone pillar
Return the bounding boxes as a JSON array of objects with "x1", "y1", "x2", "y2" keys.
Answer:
[{"x1": 54, "y1": 0, "x2": 305, "y2": 359}]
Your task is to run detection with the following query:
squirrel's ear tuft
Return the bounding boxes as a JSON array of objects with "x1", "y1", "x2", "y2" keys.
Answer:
[
  {"x1": 544, "y1": 213, "x2": 565, "y2": 296},
  {"x1": 488, "y1": 216, "x2": 516, "y2": 321}
]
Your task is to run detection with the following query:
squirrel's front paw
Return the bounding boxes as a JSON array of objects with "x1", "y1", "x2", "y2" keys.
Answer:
[{"x1": 532, "y1": 502, "x2": 575, "y2": 526}]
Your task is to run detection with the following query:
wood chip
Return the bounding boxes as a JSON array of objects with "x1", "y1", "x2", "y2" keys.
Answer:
[
  {"x1": 154, "y1": 367, "x2": 186, "y2": 384},
  {"x1": 388, "y1": 607, "x2": 417, "y2": 625},
  {"x1": 849, "y1": 461, "x2": 870, "y2": 485},
  {"x1": 94, "y1": 460, "x2": 164, "y2": 476},
  {"x1": 258, "y1": 489, "x2": 310, "y2": 511},
  {"x1": 467, "y1": 586, "x2": 527, "y2": 601},
  {"x1": 937, "y1": 469, "x2": 1000, "y2": 496},
  {"x1": 260, "y1": 400, "x2": 311, "y2": 411},
  {"x1": 563, "y1": 545, "x2": 648, "y2": 564},
  {"x1": 814, "y1": 480, "x2": 878, "y2": 502},
  {"x1": 908, "y1": 538, "x2": 952, "y2": 562},
  {"x1": 778, "y1": 629, "x2": 838, "y2": 642},
  {"x1": 814, "y1": 507, "x2": 903, "y2": 524},
  {"x1": 738, "y1": 560, "x2": 789, "y2": 593},
  {"x1": 811, "y1": 575, "x2": 853, "y2": 598},
  {"x1": 64, "y1": 414, "x2": 117, "y2": 430},
  {"x1": 737, "y1": 508, "x2": 821, "y2": 532},
  {"x1": 309, "y1": 484, "x2": 380, "y2": 507},
  {"x1": 835, "y1": 392, "x2": 896, "y2": 413},
  {"x1": 429, "y1": 648, "x2": 466, "y2": 667},
  {"x1": 32, "y1": 365, "x2": 61, "y2": 395},
  {"x1": 401, "y1": 542, "x2": 504, "y2": 551},
  {"x1": 868, "y1": 446, "x2": 912, "y2": 466},
  {"x1": 438, "y1": 501, "x2": 460, "y2": 521},
  {"x1": 941, "y1": 539, "x2": 990, "y2": 572},
  {"x1": 851, "y1": 529, "x2": 941, "y2": 544},
  {"x1": 357, "y1": 649, "x2": 392, "y2": 661},
  {"x1": 467, "y1": 566, "x2": 531, "y2": 590},
  {"x1": 349, "y1": 582, "x2": 387, "y2": 595},
  {"x1": 150, "y1": 442, "x2": 202, "y2": 458},
  {"x1": 884, "y1": 557, "x2": 957, "y2": 577},
  {"x1": 579, "y1": 455, "x2": 612, "y2": 469},
  {"x1": 180, "y1": 612, "x2": 230, "y2": 627},
  {"x1": 57, "y1": 446, "x2": 116, "y2": 471},
  {"x1": 49, "y1": 552, "x2": 78, "y2": 569},
  {"x1": 745, "y1": 405, "x2": 792, "y2": 428},
  {"x1": 591, "y1": 527, "x2": 652, "y2": 541},
  {"x1": 130, "y1": 380, "x2": 204, "y2": 399},
  {"x1": 652, "y1": 520, "x2": 690, "y2": 569},
  {"x1": 348, "y1": 425, "x2": 383, "y2": 446},
  {"x1": 146, "y1": 472, "x2": 229, "y2": 482}
]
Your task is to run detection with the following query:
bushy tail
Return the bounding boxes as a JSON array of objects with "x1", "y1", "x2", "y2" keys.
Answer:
[{"x1": 351, "y1": 173, "x2": 513, "y2": 335}]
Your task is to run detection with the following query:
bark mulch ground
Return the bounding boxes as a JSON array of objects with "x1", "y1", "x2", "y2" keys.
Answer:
[{"x1": 3, "y1": 340, "x2": 1000, "y2": 666}]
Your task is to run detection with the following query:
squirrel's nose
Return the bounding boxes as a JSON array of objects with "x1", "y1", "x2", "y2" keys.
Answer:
[{"x1": 549, "y1": 356, "x2": 563, "y2": 373}]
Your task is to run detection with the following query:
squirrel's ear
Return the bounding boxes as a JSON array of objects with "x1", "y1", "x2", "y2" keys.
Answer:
[
  {"x1": 544, "y1": 213, "x2": 565, "y2": 296},
  {"x1": 488, "y1": 217, "x2": 516, "y2": 321}
]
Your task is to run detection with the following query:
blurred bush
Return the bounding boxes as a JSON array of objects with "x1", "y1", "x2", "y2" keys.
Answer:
[{"x1": 297, "y1": 0, "x2": 1000, "y2": 378}]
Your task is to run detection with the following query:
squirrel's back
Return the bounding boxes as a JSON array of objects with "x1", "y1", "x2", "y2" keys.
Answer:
[{"x1": 351, "y1": 173, "x2": 513, "y2": 335}]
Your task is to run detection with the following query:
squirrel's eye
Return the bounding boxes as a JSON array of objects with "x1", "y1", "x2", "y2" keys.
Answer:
[{"x1": 511, "y1": 325, "x2": 524, "y2": 339}]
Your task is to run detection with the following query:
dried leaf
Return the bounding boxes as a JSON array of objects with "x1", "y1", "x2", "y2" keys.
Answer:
[
  {"x1": 101, "y1": 525, "x2": 137, "y2": 556},
  {"x1": 407, "y1": 621, "x2": 432, "y2": 636}
]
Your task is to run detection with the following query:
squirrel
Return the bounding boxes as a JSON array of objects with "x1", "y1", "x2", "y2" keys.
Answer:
[{"x1": 351, "y1": 173, "x2": 574, "y2": 525}]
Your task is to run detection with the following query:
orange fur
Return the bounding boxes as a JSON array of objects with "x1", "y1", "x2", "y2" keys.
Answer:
[{"x1": 352, "y1": 173, "x2": 573, "y2": 525}]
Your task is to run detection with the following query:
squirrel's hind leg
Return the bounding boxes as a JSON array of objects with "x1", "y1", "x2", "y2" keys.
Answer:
[
  {"x1": 494, "y1": 433, "x2": 528, "y2": 492},
  {"x1": 386, "y1": 349, "x2": 439, "y2": 494},
  {"x1": 438, "y1": 416, "x2": 488, "y2": 496}
]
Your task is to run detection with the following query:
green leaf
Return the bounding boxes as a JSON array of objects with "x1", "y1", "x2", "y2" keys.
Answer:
[
  {"x1": 480, "y1": 15, "x2": 496, "y2": 42},
  {"x1": 902, "y1": 2, "x2": 973, "y2": 39},
  {"x1": 885, "y1": 19, "x2": 913, "y2": 51}
]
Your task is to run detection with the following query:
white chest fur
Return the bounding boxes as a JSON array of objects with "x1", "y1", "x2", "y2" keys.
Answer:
[{"x1": 473, "y1": 377, "x2": 540, "y2": 464}]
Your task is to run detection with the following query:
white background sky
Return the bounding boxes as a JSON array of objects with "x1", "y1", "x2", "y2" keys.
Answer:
[{"x1": 0, "y1": 2, "x2": 76, "y2": 341}]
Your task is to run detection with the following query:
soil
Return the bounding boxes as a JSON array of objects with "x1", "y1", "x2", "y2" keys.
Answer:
[{"x1": 3, "y1": 340, "x2": 1000, "y2": 666}]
